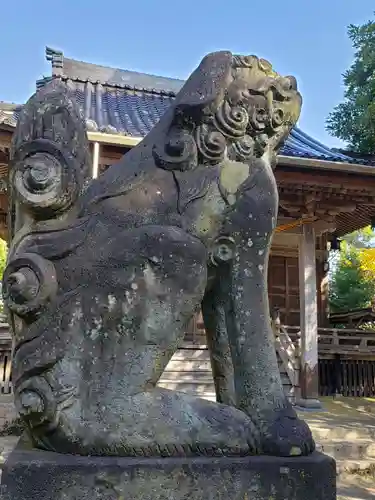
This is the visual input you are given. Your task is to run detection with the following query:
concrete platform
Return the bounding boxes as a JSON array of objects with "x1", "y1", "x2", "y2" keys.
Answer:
[
  {"x1": 1, "y1": 396, "x2": 374, "y2": 498},
  {"x1": 0, "y1": 446, "x2": 336, "y2": 500}
]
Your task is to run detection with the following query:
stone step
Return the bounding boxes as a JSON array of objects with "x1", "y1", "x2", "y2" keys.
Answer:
[
  {"x1": 165, "y1": 359, "x2": 212, "y2": 371},
  {"x1": 157, "y1": 381, "x2": 216, "y2": 397},
  {"x1": 159, "y1": 371, "x2": 214, "y2": 382},
  {"x1": 164, "y1": 348, "x2": 294, "y2": 390},
  {"x1": 169, "y1": 349, "x2": 210, "y2": 360},
  {"x1": 158, "y1": 346, "x2": 295, "y2": 403},
  {"x1": 159, "y1": 372, "x2": 294, "y2": 390},
  {"x1": 160, "y1": 376, "x2": 293, "y2": 403}
]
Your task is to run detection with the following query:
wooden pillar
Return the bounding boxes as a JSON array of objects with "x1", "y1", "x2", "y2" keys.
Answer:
[
  {"x1": 92, "y1": 142, "x2": 100, "y2": 179},
  {"x1": 298, "y1": 223, "x2": 321, "y2": 408},
  {"x1": 316, "y1": 233, "x2": 331, "y2": 327}
]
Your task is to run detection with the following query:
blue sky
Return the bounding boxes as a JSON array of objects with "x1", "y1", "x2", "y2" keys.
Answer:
[{"x1": 1, "y1": 1, "x2": 374, "y2": 148}]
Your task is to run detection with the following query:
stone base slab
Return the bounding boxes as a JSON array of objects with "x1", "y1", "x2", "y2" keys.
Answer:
[{"x1": 0, "y1": 447, "x2": 336, "y2": 499}]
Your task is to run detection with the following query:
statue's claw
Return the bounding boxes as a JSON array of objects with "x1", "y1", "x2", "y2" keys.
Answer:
[{"x1": 256, "y1": 404, "x2": 315, "y2": 457}]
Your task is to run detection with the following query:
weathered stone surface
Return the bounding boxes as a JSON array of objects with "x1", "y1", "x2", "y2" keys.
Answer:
[
  {"x1": 3, "y1": 50, "x2": 314, "y2": 458},
  {"x1": 1, "y1": 448, "x2": 336, "y2": 500},
  {"x1": 0, "y1": 398, "x2": 16, "y2": 430}
]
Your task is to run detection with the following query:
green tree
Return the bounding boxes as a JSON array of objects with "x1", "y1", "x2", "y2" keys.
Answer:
[
  {"x1": 329, "y1": 246, "x2": 375, "y2": 312},
  {"x1": 326, "y1": 16, "x2": 375, "y2": 153},
  {"x1": 341, "y1": 225, "x2": 375, "y2": 248},
  {"x1": 0, "y1": 238, "x2": 7, "y2": 280}
]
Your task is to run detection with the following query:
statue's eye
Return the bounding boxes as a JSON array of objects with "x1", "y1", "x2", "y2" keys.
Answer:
[
  {"x1": 285, "y1": 76, "x2": 297, "y2": 91},
  {"x1": 241, "y1": 89, "x2": 251, "y2": 100}
]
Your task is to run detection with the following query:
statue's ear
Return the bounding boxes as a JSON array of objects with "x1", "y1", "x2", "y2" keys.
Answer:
[
  {"x1": 174, "y1": 51, "x2": 233, "y2": 120},
  {"x1": 9, "y1": 80, "x2": 92, "y2": 240}
]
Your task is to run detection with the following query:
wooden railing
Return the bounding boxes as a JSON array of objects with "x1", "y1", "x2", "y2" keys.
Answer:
[
  {"x1": 0, "y1": 322, "x2": 12, "y2": 395},
  {"x1": 318, "y1": 327, "x2": 375, "y2": 357},
  {"x1": 319, "y1": 358, "x2": 375, "y2": 397},
  {"x1": 1, "y1": 319, "x2": 375, "y2": 398},
  {"x1": 272, "y1": 323, "x2": 375, "y2": 397},
  {"x1": 272, "y1": 323, "x2": 300, "y2": 389},
  {"x1": 275, "y1": 324, "x2": 375, "y2": 357}
]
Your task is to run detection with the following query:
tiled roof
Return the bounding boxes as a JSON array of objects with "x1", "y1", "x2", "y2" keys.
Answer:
[
  {"x1": 0, "y1": 47, "x2": 373, "y2": 166},
  {"x1": 0, "y1": 110, "x2": 17, "y2": 128},
  {"x1": 282, "y1": 127, "x2": 368, "y2": 164},
  {"x1": 0, "y1": 102, "x2": 19, "y2": 129},
  {"x1": 66, "y1": 81, "x2": 175, "y2": 136}
]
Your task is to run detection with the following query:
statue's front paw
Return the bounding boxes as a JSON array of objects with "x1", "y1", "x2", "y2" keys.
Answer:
[{"x1": 256, "y1": 405, "x2": 315, "y2": 457}]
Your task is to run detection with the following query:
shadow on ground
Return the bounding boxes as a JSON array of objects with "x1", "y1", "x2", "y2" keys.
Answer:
[
  {"x1": 299, "y1": 397, "x2": 375, "y2": 441},
  {"x1": 299, "y1": 397, "x2": 375, "y2": 499},
  {"x1": 338, "y1": 475, "x2": 375, "y2": 500}
]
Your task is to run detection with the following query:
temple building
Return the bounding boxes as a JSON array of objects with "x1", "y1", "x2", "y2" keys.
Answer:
[{"x1": 1, "y1": 47, "x2": 375, "y2": 403}]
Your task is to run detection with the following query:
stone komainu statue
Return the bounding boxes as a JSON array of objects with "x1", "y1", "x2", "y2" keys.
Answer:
[{"x1": 3, "y1": 51, "x2": 315, "y2": 457}]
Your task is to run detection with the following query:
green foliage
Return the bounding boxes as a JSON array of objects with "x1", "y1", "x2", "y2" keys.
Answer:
[
  {"x1": 326, "y1": 17, "x2": 375, "y2": 153},
  {"x1": 341, "y1": 226, "x2": 375, "y2": 248},
  {"x1": 329, "y1": 246, "x2": 375, "y2": 312},
  {"x1": 0, "y1": 238, "x2": 7, "y2": 280},
  {"x1": 359, "y1": 321, "x2": 375, "y2": 331},
  {"x1": 329, "y1": 227, "x2": 375, "y2": 313}
]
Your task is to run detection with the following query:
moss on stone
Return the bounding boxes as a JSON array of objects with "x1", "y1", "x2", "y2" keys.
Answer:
[{"x1": 0, "y1": 417, "x2": 25, "y2": 437}]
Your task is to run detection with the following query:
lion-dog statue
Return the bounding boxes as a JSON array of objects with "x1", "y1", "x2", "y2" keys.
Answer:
[{"x1": 3, "y1": 51, "x2": 314, "y2": 457}]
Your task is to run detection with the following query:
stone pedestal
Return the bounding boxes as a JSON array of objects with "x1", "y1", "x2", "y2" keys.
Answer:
[{"x1": 0, "y1": 446, "x2": 336, "y2": 499}]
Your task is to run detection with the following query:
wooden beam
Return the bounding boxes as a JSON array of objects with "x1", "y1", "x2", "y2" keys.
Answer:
[
  {"x1": 83, "y1": 135, "x2": 375, "y2": 183},
  {"x1": 85, "y1": 137, "x2": 375, "y2": 177},
  {"x1": 87, "y1": 132, "x2": 142, "y2": 147},
  {"x1": 297, "y1": 223, "x2": 322, "y2": 409},
  {"x1": 3, "y1": 126, "x2": 375, "y2": 182},
  {"x1": 2, "y1": 121, "x2": 375, "y2": 176},
  {"x1": 278, "y1": 155, "x2": 375, "y2": 176},
  {"x1": 276, "y1": 168, "x2": 375, "y2": 192},
  {"x1": 312, "y1": 220, "x2": 337, "y2": 236},
  {"x1": 280, "y1": 196, "x2": 358, "y2": 214},
  {"x1": 271, "y1": 243, "x2": 328, "y2": 260},
  {"x1": 275, "y1": 216, "x2": 336, "y2": 236},
  {"x1": 276, "y1": 221, "x2": 336, "y2": 236},
  {"x1": 92, "y1": 142, "x2": 100, "y2": 179}
]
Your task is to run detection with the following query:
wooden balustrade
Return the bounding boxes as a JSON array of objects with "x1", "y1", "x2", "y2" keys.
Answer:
[
  {"x1": 274, "y1": 324, "x2": 375, "y2": 357},
  {"x1": 319, "y1": 358, "x2": 375, "y2": 397},
  {"x1": 318, "y1": 327, "x2": 375, "y2": 357},
  {"x1": 272, "y1": 322, "x2": 301, "y2": 399},
  {"x1": 0, "y1": 322, "x2": 12, "y2": 395},
  {"x1": 1, "y1": 320, "x2": 375, "y2": 398}
]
